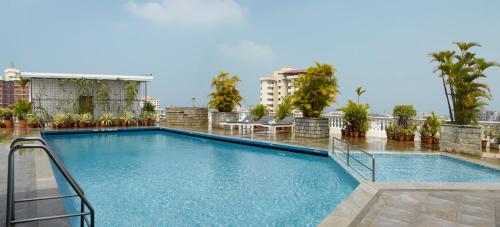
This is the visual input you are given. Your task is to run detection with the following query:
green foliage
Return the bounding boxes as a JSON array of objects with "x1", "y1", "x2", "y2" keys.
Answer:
[
  {"x1": 120, "y1": 111, "x2": 136, "y2": 126},
  {"x1": 291, "y1": 62, "x2": 339, "y2": 118},
  {"x1": 431, "y1": 42, "x2": 499, "y2": 124},
  {"x1": 14, "y1": 99, "x2": 32, "y2": 120},
  {"x1": 275, "y1": 96, "x2": 294, "y2": 121},
  {"x1": 385, "y1": 123, "x2": 396, "y2": 134},
  {"x1": 0, "y1": 108, "x2": 14, "y2": 120},
  {"x1": 250, "y1": 104, "x2": 268, "y2": 121},
  {"x1": 125, "y1": 81, "x2": 138, "y2": 109},
  {"x1": 338, "y1": 100, "x2": 370, "y2": 132},
  {"x1": 99, "y1": 112, "x2": 115, "y2": 127},
  {"x1": 426, "y1": 112, "x2": 441, "y2": 138},
  {"x1": 17, "y1": 77, "x2": 30, "y2": 89},
  {"x1": 393, "y1": 105, "x2": 416, "y2": 129},
  {"x1": 95, "y1": 80, "x2": 111, "y2": 111},
  {"x1": 53, "y1": 114, "x2": 66, "y2": 126},
  {"x1": 26, "y1": 114, "x2": 43, "y2": 125},
  {"x1": 208, "y1": 72, "x2": 242, "y2": 112},
  {"x1": 142, "y1": 101, "x2": 156, "y2": 113},
  {"x1": 77, "y1": 113, "x2": 93, "y2": 124},
  {"x1": 141, "y1": 112, "x2": 157, "y2": 121},
  {"x1": 355, "y1": 86, "x2": 366, "y2": 103}
]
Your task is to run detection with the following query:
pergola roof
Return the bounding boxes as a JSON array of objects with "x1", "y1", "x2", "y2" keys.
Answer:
[{"x1": 20, "y1": 72, "x2": 153, "y2": 82}]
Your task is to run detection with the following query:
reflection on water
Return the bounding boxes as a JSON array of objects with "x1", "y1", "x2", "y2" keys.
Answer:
[
  {"x1": 0, "y1": 128, "x2": 41, "y2": 145},
  {"x1": 159, "y1": 123, "x2": 439, "y2": 153}
]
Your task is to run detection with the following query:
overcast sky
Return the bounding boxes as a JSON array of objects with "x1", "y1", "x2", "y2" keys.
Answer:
[{"x1": 1, "y1": 0, "x2": 499, "y2": 114}]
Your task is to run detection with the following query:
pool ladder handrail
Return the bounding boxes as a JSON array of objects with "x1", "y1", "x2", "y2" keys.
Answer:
[
  {"x1": 6, "y1": 137, "x2": 95, "y2": 227},
  {"x1": 332, "y1": 137, "x2": 376, "y2": 182}
]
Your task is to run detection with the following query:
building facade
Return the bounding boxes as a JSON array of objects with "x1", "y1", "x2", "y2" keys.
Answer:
[
  {"x1": 259, "y1": 68, "x2": 305, "y2": 112},
  {"x1": 0, "y1": 68, "x2": 30, "y2": 107},
  {"x1": 3, "y1": 68, "x2": 153, "y2": 116}
]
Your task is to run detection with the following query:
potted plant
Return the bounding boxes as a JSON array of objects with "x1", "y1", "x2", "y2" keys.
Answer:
[
  {"x1": 392, "y1": 105, "x2": 416, "y2": 142},
  {"x1": 78, "y1": 113, "x2": 92, "y2": 128},
  {"x1": 26, "y1": 114, "x2": 43, "y2": 128},
  {"x1": 431, "y1": 42, "x2": 498, "y2": 155},
  {"x1": 99, "y1": 112, "x2": 115, "y2": 127},
  {"x1": 426, "y1": 112, "x2": 441, "y2": 143},
  {"x1": 1, "y1": 108, "x2": 14, "y2": 128},
  {"x1": 338, "y1": 98, "x2": 370, "y2": 138},
  {"x1": 208, "y1": 72, "x2": 242, "y2": 128},
  {"x1": 52, "y1": 114, "x2": 66, "y2": 129},
  {"x1": 385, "y1": 123, "x2": 395, "y2": 140},
  {"x1": 120, "y1": 112, "x2": 136, "y2": 126},
  {"x1": 14, "y1": 99, "x2": 32, "y2": 129}
]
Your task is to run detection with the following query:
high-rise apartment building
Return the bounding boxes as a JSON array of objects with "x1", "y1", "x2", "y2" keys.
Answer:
[{"x1": 259, "y1": 68, "x2": 305, "y2": 112}]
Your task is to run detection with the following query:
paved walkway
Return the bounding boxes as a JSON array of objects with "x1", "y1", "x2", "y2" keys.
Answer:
[{"x1": 352, "y1": 189, "x2": 500, "y2": 227}]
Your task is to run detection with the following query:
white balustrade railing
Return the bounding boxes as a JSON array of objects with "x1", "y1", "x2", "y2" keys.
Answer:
[{"x1": 225, "y1": 110, "x2": 500, "y2": 138}]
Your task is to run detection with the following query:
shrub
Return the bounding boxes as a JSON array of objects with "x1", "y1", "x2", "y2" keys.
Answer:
[
  {"x1": 14, "y1": 99, "x2": 32, "y2": 120},
  {"x1": 393, "y1": 105, "x2": 416, "y2": 129},
  {"x1": 250, "y1": 104, "x2": 268, "y2": 121},
  {"x1": 338, "y1": 100, "x2": 370, "y2": 133},
  {"x1": 0, "y1": 108, "x2": 13, "y2": 120},
  {"x1": 53, "y1": 114, "x2": 66, "y2": 127},
  {"x1": 291, "y1": 62, "x2": 339, "y2": 118},
  {"x1": 99, "y1": 112, "x2": 115, "y2": 127},
  {"x1": 120, "y1": 112, "x2": 136, "y2": 126},
  {"x1": 208, "y1": 72, "x2": 242, "y2": 112},
  {"x1": 26, "y1": 114, "x2": 43, "y2": 125},
  {"x1": 79, "y1": 113, "x2": 93, "y2": 124},
  {"x1": 275, "y1": 96, "x2": 294, "y2": 121}
]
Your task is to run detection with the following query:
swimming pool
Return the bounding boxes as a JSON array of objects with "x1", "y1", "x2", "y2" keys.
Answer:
[
  {"x1": 44, "y1": 129, "x2": 358, "y2": 226},
  {"x1": 335, "y1": 152, "x2": 500, "y2": 183}
]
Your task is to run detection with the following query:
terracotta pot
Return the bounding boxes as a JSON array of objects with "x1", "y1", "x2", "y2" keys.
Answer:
[
  {"x1": 352, "y1": 131, "x2": 359, "y2": 137},
  {"x1": 119, "y1": 119, "x2": 125, "y2": 127},
  {"x1": 399, "y1": 135, "x2": 405, "y2": 141},
  {"x1": 4, "y1": 119, "x2": 13, "y2": 128},
  {"x1": 432, "y1": 138, "x2": 439, "y2": 144},
  {"x1": 18, "y1": 120, "x2": 27, "y2": 128},
  {"x1": 422, "y1": 136, "x2": 433, "y2": 144},
  {"x1": 28, "y1": 123, "x2": 34, "y2": 128},
  {"x1": 410, "y1": 135, "x2": 415, "y2": 141},
  {"x1": 388, "y1": 134, "x2": 394, "y2": 140},
  {"x1": 360, "y1": 132, "x2": 366, "y2": 137},
  {"x1": 481, "y1": 140, "x2": 488, "y2": 148},
  {"x1": 341, "y1": 129, "x2": 346, "y2": 136},
  {"x1": 52, "y1": 122, "x2": 57, "y2": 129},
  {"x1": 79, "y1": 122, "x2": 86, "y2": 128}
]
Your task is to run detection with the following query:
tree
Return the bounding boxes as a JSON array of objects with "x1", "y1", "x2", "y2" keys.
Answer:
[
  {"x1": 208, "y1": 72, "x2": 242, "y2": 112},
  {"x1": 431, "y1": 42, "x2": 498, "y2": 124},
  {"x1": 393, "y1": 105, "x2": 416, "y2": 129},
  {"x1": 276, "y1": 96, "x2": 294, "y2": 121},
  {"x1": 142, "y1": 101, "x2": 156, "y2": 113},
  {"x1": 355, "y1": 86, "x2": 366, "y2": 103},
  {"x1": 291, "y1": 62, "x2": 339, "y2": 118},
  {"x1": 338, "y1": 100, "x2": 370, "y2": 133},
  {"x1": 250, "y1": 104, "x2": 268, "y2": 121}
]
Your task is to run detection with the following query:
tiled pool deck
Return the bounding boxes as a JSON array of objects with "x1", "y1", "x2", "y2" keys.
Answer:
[{"x1": 1, "y1": 126, "x2": 499, "y2": 226}]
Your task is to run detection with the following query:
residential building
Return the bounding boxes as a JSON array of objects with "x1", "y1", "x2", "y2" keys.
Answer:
[
  {"x1": 0, "y1": 68, "x2": 30, "y2": 107},
  {"x1": 5, "y1": 67, "x2": 153, "y2": 116},
  {"x1": 259, "y1": 68, "x2": 306, "y2": 112}
]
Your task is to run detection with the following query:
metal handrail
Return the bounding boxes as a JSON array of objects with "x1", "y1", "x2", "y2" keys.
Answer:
[
  {"x1": 6, "y1": 138, "x2": 95, "y2": 227},
  {"x1": 332, "y1": 137, "x2": 375, "y2": 182}
]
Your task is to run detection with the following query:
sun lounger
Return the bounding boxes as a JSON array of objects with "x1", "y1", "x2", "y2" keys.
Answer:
[{"x1": 258, "y1": 117, "x2": 294, "y2": 134}]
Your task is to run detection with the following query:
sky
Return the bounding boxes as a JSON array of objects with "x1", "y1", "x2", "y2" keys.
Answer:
[{"x1": 1, "y1": 0, "x2": 500, "y2": 115}]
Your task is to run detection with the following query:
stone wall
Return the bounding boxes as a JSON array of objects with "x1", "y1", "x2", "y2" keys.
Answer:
[
  {"x1": 294, "y1": 117, "x2": 330, "y2": 138},
  {"x1": 164, "y1": 107, "x2": 208, "y2": 126},
  {"x1": 440, "y1": 124, "x2": 482, "y2": 156},
  {"x1": 210, "y1": 111, "x2": 239, "y2": 128}
]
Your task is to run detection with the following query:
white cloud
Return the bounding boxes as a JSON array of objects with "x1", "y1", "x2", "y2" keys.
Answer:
[
  {"x1": 219, "y1": 41, "x2": 275, "y2": 63},
  {"x1": 126, "y1": 0, "x2": 244, "y2": 29}
]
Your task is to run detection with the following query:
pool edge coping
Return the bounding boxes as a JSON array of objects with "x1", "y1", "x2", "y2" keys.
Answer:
[{"x1": 42, "y1": 127, "x2": 330, "y2": 157}]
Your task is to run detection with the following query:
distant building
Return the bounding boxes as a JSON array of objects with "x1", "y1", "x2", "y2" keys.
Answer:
[
  {"x1": 140, "y1": 96, "x2": 161, "y2": 114},
  {"x1": 1, "y1": 68, "x2": 30, "y2": 107},
  {"x1": 259, "y1": 68, "x2": 306, "y2": 112},
  {"x1": 3, "y1": 67, "x2": 153, "y2": 116},
  {"x1": 477, "y1": 109, "x2": 500, "y2": 122}
]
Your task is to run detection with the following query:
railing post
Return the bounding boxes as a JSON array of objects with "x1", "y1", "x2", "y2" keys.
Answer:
[
  {"x1": 80, "y1": 199, "x2": 85, "y2": 227},
  {"x1": 347, "y1": 144, "x2": 350, "y2": 166},
  {"x1": 372, "y1": 157, "x2": 376, "y2": 182}
]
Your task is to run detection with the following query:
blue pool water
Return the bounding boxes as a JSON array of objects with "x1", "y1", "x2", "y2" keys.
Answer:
[
  {"x1": 44, "y1": 131, "x2": 358, "y2": 226},
  {"x1": 337, "y1": 152, "x2": 500, "y2": 183}
]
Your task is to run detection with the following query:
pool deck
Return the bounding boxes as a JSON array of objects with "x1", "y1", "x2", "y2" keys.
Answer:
[{"x1": 1, "y1": 126, "x2": 500, "y2": 226}]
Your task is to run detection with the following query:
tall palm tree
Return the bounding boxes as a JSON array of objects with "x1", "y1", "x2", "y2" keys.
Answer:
[{"x1": 355, "y1": 86, "x2": 366, "y2": 103}]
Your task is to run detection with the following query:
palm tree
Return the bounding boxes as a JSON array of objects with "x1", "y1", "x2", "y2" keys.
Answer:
[
  {"x1": 355, "y1": 86, "x2": 366, "y2": 103},
  {"x1": 17, "y1": 77, "x2": 30, "y2": 101},
  {"x1": 431, "y1": 42, "x2": 499, "y2": 124},
  {"x1": 208, "y1": 72, "x2": 242, "y2": 112}
]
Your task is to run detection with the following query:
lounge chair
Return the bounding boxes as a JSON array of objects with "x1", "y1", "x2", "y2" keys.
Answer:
[
  {"x1": 221, "y1": 115, "x2": 256, "y2": 131},
  {"x1": 258, "y1": 117, "x2": 294, "y2": 134}
]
